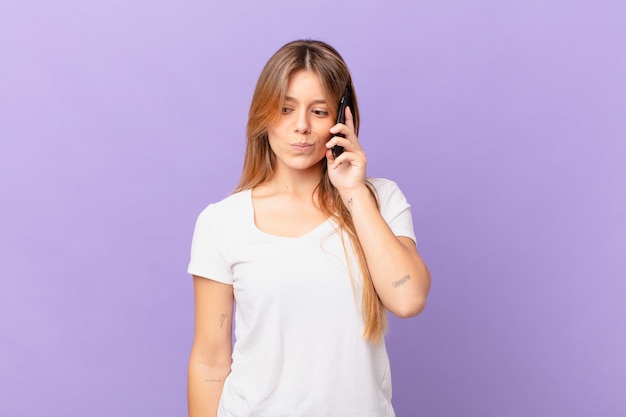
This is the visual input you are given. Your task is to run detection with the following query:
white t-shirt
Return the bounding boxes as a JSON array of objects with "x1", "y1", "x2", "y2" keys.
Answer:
[{"x1": 188, "y1": 178, "x2": 416, "y2": 417}]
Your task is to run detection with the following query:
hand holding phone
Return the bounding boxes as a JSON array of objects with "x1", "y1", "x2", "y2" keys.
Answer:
[{"x1": 331, "y1": 84, "x2": 353, "y2": 158}]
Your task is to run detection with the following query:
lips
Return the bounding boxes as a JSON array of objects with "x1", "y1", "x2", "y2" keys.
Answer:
[{"x1": 291, "y1": 143, "x2": 313, "y2": 152}]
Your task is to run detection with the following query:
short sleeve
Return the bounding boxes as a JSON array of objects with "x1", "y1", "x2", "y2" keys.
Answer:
[
  {"x1": 369, "y1": 178, "x2": 417, "y2": 243},
  {"x1": 187, "y1": 205, "x2": 234, "y2": 284}
]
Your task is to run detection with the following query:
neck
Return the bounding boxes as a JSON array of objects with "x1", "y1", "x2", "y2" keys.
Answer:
[{"x1": 265, "y1": 164, "x2": 323, "y2": 197}]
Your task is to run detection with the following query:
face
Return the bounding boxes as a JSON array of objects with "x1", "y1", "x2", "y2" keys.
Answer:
[{"x1": 267, "y1": 70, "x2": 334, "y2": 175}]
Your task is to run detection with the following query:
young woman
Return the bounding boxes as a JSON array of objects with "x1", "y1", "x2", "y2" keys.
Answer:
[{"x1": 187, "y1": 39, "x2": 431, "y2": 417}]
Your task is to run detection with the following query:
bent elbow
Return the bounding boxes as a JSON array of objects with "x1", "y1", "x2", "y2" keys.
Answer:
[{"x1": 390, "y1": 297, "x2": 427, "y2": 319}]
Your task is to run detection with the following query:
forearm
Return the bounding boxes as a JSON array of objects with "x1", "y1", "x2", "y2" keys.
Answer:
[
  {"x1": 343, "y1": 185, "x2": 431, "y2": 317},
  {"x1": 188, "y1": 356, "x2": 231, "y2": 417}
]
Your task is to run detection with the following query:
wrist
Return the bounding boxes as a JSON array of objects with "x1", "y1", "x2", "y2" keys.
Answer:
[{"x1": 339, "y1": 184, "x2": 374, "y2": 211}]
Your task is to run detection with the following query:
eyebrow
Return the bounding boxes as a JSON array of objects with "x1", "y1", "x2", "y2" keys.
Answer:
[{"x1": 284, "y1": 96, "x2": 327, "y2": 105}]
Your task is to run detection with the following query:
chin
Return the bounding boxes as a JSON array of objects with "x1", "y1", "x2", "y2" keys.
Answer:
[{"x1": 285, "y1": 158, "x2": 325, "y2": 172}]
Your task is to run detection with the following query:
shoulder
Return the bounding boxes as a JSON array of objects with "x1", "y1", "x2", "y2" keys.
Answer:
[
  {"x1": 366, "y1": 177, "x2": 416, "y2": 239},
  {"x1": 366, "y1": 177, "x2": 412, "y2": 215},
  {"x1": 366, "y1": 177, "x2": 407, "y2": 203},
  {"x1": 366, "y1": 177, "x2": 401, "y2": 191},
  {"x1": 196, "y1": 190, "x2": 251, "y2": 227}
]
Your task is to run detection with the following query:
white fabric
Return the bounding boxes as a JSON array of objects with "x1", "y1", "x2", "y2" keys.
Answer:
[{"x1": 188, "y1": 178, "x2": 416, "y2": 417}]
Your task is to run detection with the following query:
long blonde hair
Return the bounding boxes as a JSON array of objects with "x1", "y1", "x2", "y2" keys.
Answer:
[{"x1": 235, "y1": 39, "x2": 386, "y2": 342}]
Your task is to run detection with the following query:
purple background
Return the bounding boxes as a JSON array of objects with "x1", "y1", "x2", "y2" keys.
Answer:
[{"x1": 1, "y1": 1, "x2": 625, "y2": 416}]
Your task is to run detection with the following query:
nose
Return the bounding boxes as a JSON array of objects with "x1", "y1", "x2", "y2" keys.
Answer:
[{"x1": 294, "y1": 110, "x2": 310, "y2": 134}]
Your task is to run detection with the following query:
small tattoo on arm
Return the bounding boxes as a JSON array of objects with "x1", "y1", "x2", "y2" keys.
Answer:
[
  {"x1": 348, "y1": 198, "x2": 353, "y2": 208},
  {"x1": 204, "y1": 379, "x2": 222, "y2": 382},
  {"x1": 392, "y1": 274, "x2": 411, "y2": 288},
  {"x1": 219, "y1": 311, "x2": 231, "y2": 343}
]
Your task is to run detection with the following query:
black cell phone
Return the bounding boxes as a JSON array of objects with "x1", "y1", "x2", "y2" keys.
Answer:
[{"x1": 331, "y1": 84, "x2": 352, "y2": 158}]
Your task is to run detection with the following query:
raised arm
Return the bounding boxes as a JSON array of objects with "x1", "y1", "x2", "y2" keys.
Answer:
[
  {"x1": 342, "y1": 187, "x2": 431, "y2": 318},
  {"x1": 326, "y1": 108, "x2": 431, "y2": 318},
  {"x1": 188, "y1": 275, "x2": 234, "y2": 417}
]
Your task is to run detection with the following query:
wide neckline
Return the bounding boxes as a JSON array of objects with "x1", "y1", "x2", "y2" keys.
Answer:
[{"x1": 246, "y1": 189, "x2": 333, "y2": 240}]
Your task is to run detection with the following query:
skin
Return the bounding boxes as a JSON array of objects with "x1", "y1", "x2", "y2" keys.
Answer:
[
  {"x1": 188, "y1": 69, "x2": 431, "y2": 417},
  {"x1": 253, "y1": 70, "x2": 337, "y2": 237},
  {"x1": 188, "y1": 277, "x2": 233, "y2": 417}
]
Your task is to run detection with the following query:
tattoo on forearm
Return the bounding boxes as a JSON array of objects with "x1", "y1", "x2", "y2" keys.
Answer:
[
  {"x1": 392, "y1": 274, "x2": 411, "y2": 288},
  {"x1": 219, "y1": 313, "x2": 227, "y2": 328}
]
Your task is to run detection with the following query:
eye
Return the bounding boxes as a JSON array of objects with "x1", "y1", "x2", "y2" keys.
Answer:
[
  {"x1": 312, "y1": 109, "x2": 329, "y2": 117},
  {"x1": 282, "y1": 107, "x2": 294, "y2": 114}
]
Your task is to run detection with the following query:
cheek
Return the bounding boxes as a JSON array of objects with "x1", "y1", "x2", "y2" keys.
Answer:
[
  {"x1": 266, "y1": 121, "x2": 286, "y2": 140},
  {"x1": 316, "y1": 120, "x2": 334, "y2": 137},
  {"x1": 266, "y1": 127, "x2": 279, "y2": 146},
  {"x1": 266, "y1": 135, "x2": 277, "y2": 153}
]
